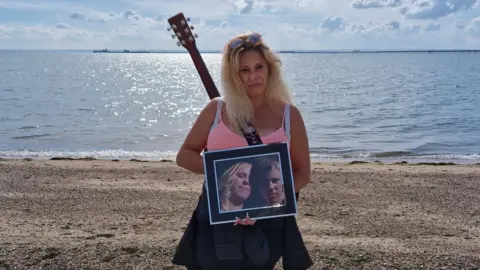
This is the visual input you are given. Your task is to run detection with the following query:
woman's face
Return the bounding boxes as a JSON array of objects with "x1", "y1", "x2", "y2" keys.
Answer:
[
  {"x1": 260, "y1": 167, "x2": 284, "y2": 205},
  {"x1": 237, "y1": 50, "x2": 269, "y2": 98},
  {"x1": 230, "y1": 163, "x2": 252, "y2": 200}
]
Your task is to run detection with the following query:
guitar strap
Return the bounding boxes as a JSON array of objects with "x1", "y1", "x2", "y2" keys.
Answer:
[{"x1": 239, "y1": 121, "x2": 263, "y2": 146}]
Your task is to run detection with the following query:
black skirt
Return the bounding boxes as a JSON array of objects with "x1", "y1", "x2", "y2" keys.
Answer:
[{"x1": 172, "y1": 187, "x2": 313, "y2": 270}]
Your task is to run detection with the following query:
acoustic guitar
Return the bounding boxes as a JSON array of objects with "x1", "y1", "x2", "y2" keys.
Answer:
[{"x1": 167, "y1": 12, "x2": 220, "y2": 100}]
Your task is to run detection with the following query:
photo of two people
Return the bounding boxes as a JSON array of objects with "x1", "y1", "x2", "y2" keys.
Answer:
[
  {"x1": 203, "y1": 142, "x2": 297, "y2": 224},
  {"x1": 215, "y1": 154, "x2": 286, "y2": 213}
]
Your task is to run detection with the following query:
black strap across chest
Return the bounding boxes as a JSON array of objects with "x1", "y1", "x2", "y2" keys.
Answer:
[{"x1": 240, "y1": 121, "x2": 263, "y2": 146}]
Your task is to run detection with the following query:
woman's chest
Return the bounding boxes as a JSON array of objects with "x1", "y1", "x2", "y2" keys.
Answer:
[{"x1": 221, "y1": 111, "x2": 284, "y2": 137}]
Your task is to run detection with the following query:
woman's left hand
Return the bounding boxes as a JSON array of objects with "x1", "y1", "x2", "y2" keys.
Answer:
[{"x1": 234, "y1": 212, "x2": 256, "y2": 226}]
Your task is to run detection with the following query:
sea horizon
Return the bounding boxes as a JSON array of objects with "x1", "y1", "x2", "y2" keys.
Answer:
[
  {"x1": 1, "y1": 51, "x2": 479, "y2": 165},
  {"x1": 1, "y1": 49, "x2": 480, "y2": 54}
]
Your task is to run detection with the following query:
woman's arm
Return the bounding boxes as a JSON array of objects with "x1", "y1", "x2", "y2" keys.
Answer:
[
  {"x1": 288, "y1": 105, "x2": 311, "y2": 193},
  {"x1": 175, "y1": 98, "x2": 219, "y2": 174}
]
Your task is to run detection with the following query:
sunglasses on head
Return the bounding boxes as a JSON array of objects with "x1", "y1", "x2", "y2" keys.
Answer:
[{"x1": 230, "y1": 32, "x2": 262, "y2": 49}]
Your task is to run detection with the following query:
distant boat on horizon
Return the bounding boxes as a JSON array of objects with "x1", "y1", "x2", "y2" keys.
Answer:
[
  {"x1": 92, "y1": 48, "x2": 152, "y2": 53},
  {"x1": 85, "y1": 48, "x2": 480, "y2": 54}
]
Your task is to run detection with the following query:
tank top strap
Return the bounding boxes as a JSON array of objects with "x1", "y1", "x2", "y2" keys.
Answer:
[
  {"x1": 210, "y1": 98, "x2": 223, "y2": 131},
  {"x1": 283, "y1": 103, "x2": 291, "y2": 140}
]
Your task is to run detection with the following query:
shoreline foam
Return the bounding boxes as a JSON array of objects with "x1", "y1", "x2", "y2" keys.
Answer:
[{"x1": 1, "y1": 154, "x2": 480, "y2": 167}]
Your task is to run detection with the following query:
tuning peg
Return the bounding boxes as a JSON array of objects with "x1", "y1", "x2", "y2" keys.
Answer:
[
  {"x1": 167, "y1": 27, "x2": 170, "y2": 31},
  {"x1": 194, "y1": 33, "x2": 198, "y2": 38},
  {"x1": 190, "y1": 25, "x2": 194, "y2": 30},
  {"x1": 171, "y1": 34, "x2": 176, "y2": 39},
  {"x1": 186, "y1": 17, "x2": 190, "y2": 22},
  {"x1": 176, "y1": 41, "x2": 181, "y2": 46}
]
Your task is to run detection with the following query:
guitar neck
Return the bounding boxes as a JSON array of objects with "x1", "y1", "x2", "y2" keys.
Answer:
[{"x1": 188, "y1": 46, "x2": 221, "y2": 100}]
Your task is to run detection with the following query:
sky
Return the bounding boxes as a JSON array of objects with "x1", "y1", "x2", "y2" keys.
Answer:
[{"x1": 0, "y1": 0, "x2": 480, "y2": 51}]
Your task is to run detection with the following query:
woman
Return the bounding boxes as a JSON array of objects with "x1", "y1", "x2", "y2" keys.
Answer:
[
  {"x1": 173, "y1": 32, "x2": 313, "y2": 270},
  {"x1": 218, "y1": 161, "x2": 252, "y2": 212}
]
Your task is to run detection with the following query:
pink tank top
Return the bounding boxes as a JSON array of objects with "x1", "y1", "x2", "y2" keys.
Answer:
[{"x1": 206, "y1": 98, "x2": 291, "y2": 151}]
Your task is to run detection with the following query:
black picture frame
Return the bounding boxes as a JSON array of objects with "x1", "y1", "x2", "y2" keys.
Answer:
[{"x1": 202, "y1": 142, "x2": 298, "y2": 225}]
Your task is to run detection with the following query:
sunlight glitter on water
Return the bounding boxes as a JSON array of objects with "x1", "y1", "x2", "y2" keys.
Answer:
[{"x1": 1, "y1": 52, "x2": 479, "y2": 163}]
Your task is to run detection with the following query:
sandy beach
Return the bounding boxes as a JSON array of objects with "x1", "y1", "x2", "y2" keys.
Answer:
[{"x1": 0, "y1": 158, "x2": 479, "y2": 270}]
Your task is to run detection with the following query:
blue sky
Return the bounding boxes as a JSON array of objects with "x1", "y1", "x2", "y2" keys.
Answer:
[{"x1": 0, "y1": 0, "x2": 479, "y2": 50}]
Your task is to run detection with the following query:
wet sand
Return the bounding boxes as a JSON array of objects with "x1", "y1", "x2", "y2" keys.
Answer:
[{"x1": 0, "y1": 158, "x2": 479, "y2": 269}]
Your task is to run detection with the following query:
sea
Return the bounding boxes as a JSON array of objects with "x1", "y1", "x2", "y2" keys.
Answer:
[{"x1": 1, "y1": 51, "x2": 479, "y2": 164}]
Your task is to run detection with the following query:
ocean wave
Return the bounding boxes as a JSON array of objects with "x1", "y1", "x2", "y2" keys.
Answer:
[{"x1": 1, "y1": 149, "x2": 478, "y2": 164}]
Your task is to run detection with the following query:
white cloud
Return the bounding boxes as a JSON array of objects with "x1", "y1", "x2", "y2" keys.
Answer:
[
  {"x1": 466, "y1": 16, "x2": 480, "y2": 36},
  {"x1": 55, "y1": 23, "x2": 71, "y2": 29},
  {"x1": 351, "y1": 0, "x2": 403, "y2": 9},
  {"x1": 399, "y1": 0, "x2": 478, "y2": 20},
  {"x1": 0, "y1": 24, "x2": 96, "y2": 49},
  {"x1": 70, "y1": 12, "x2": 85, "y2": 20},
  {"x1": 320, "y1": 16, "x2": 347, "y2": 31},
  {"x1": 425, "y1": 22, "x2": 441, "y2": 31},
  {"x1": 350, "y1": 0, "x2": 480, "y2": 20},
  {"x1": 0, "y1": 0, "x2": 78, "y2": 11},
  {"x1": 121, "y1": 0, "x2": 235, "y2": 19},
  {"x1": 0, "y1": 0, "x2": 479, "y2": 50}
]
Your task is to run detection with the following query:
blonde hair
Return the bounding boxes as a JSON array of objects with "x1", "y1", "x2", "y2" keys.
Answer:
[
  {"x1": 218, "y1": 161, "x2": 251, "y2": 205},
  {"x1": 220, "y1": 31, "x2": 293, "y2": 133}
]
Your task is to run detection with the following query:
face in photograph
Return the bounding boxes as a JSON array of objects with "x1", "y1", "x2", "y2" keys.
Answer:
[
  {"x1": 250, "y1": 156, "x2": 286, "y2": 207},
  {"x1": 259, "y1": 161, "x2": 285, "y2": 206},
  {"x1": 218, "y1": 161, "x2": 252, "y2": 212}
]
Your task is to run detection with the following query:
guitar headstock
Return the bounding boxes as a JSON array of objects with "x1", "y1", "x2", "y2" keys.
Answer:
[{"x1": 167, "y1": 13, "x2": 198, "y2": 51}]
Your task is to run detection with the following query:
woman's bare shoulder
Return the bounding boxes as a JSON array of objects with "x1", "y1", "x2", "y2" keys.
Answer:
[
  {"x1": 287, "y1": 103, "x2": 307, "y2": 129},
  {"x1": 186, "y1": 97, "x2": 223, "y2": 131},
  {"x1": 201, "y1": 97, "x2": 222, "y2": 113},
  {"x1": 288, "y1": 103, "x2": 303, "y2": 115}
]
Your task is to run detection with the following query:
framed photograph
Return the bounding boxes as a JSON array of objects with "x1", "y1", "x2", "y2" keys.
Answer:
[{"x1": 202, "y1": 142, "x2": 298, "y2": 225}]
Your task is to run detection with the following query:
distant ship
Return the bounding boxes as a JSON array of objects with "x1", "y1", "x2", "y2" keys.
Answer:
[
  {"x1": 92, "y1": 49, "x2": 152, "y2": 53},
  {"x1": 93, "y1": 48, "x2": 110, "y2": 53},
  {"x1": 122, "y1": 49, "x2": 152, "y2": 53}
]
